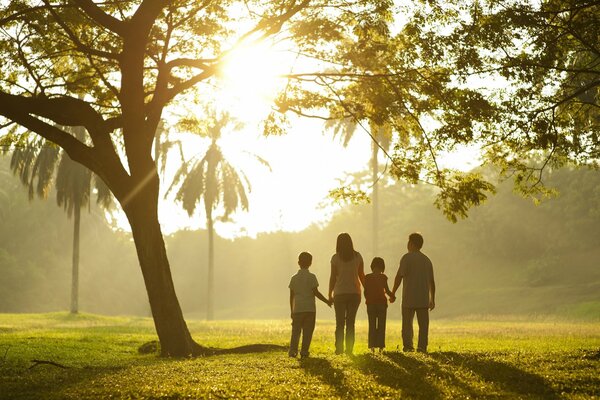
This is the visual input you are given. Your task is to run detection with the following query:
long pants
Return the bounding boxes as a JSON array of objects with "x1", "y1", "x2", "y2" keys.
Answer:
[
  {"x1": 367, "y1": 303, "x2": 387, "y2": 349},
  {"x1": 289, "y1": 312, "x2": 316, "y2": 357},
  {"x1": 334, "y1": 293, "x2": 361, "y2": 354},
  {"x1": 402, "y1": 307, "x2": 429, "y2": 351}
]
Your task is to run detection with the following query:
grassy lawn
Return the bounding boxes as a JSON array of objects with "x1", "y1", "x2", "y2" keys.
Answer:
[{"x1": 0, "y1": 313, "x2": 598, "y2": 399}]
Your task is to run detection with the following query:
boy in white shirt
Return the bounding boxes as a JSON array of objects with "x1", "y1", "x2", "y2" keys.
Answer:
[{"x1": 289, "y1": 251, "x2": 331, "y2": 358}]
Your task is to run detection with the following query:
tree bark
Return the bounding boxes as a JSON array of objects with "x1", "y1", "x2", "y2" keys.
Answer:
[
  {"x1": 70, "y1": 203, "x2": 80, "y2": 314},
  {"x1": 207, "y1": 211, "x2": 214, "y2": 321},
  {"x1": 123, "y1": 176, "x2": 204, "y2": 357}
]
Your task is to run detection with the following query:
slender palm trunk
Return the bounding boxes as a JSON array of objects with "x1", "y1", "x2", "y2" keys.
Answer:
[
  {"x1": 70, "y1": 202, "x2": 80, "y2": 314},
  {"x1": 371, "y1": 139, "x2": 379, "y2": 257},
  {"x1": 207, "y1": 211, "x2": 214, "y2": 321}
]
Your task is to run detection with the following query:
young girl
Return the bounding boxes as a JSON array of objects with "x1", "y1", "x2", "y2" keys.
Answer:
[{"x1": 364, "y1": 257, "x2": 395, "y2": 352}]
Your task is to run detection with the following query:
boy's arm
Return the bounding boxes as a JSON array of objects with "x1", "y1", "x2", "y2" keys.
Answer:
[
  {"x1": 313, "y1": 288, "x2": 331, "y2": 307},
  {"x1": 289, "y1": 289, "x2": 294, "y2": 317}
]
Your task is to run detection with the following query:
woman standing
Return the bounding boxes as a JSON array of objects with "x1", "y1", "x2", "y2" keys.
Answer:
[{"x1": 328, "y1": 233, "x2": 365, "y2": 355}]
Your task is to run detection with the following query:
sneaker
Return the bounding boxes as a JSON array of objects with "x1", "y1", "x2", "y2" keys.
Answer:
[
  {"x1": 288, "y1": 352, "x2": 297, "y2": 358},
  {"x1": 403, "y1": 347, "x2": 415, "y2": 352},
  {"x1": 335, "y1": 349, "x2": 344, "y2": 355},
  {"x1": 417, "y1": 348, "x2": 428, "y2": 354}
]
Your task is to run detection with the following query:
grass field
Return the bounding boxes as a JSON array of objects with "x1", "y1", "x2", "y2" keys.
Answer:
[{"x1": 0, "y1": 313, "x2": 598, "y2": 399}]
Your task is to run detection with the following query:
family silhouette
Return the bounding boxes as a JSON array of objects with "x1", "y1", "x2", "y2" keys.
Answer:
[{"x1": 288, "y1": 232, "x2": 436, "y2": 358}]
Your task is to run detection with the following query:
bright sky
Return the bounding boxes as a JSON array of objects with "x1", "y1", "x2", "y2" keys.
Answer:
[{"x1": 108, "y1": 40, "x2": 480, "y2": 239}]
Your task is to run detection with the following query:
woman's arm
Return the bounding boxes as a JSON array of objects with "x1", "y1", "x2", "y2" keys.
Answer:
[
  {"x1": 358, "y1": 258, "x2": 366, "y2": 287},
  {"x1": 328, "y1": 260, "x2": 337, "y2": 301}
]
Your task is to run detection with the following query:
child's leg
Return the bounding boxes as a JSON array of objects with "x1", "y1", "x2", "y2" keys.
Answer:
[
  {"x1": 289, "y1": 313, "x2": 302, "y2": 356},
  {"x1": 379, "y1": 304, "x2": 388, "y2": 349},
  {"x1": 367, "y1": 305, "x2": 377, "y2": 349},
  {"x1": 300, "y1": 312, "x2": 316, "y2": 357}
]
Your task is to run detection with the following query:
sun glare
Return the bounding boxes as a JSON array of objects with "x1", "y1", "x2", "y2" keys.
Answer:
[{"x1": 217, "y1": 42, "x2": 290, "y2": 119}]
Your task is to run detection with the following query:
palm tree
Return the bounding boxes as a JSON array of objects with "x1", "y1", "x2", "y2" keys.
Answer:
[
  {"x1": 9, "y1": 127, "x2": 112, "y2": 314},
  {"x1": 168, "y1": 111, "x2": 268, "y2": 320}
]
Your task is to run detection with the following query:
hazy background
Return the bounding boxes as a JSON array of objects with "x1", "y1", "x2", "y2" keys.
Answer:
[{"x1": 1, "y1": 155, "x2": 599, "y2": 321}]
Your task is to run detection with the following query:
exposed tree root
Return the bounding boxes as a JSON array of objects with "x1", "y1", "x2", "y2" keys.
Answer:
[{"x1": 138, "y1": 340, "x2": 287, "y2": 357}]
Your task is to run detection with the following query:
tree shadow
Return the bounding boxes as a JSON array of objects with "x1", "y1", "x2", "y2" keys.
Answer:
[
  {"x1": 430, "y1": 352, "x2": 561, "y2": 399},
  {"x1": 298, "y1": 357, "x2": 354, "y2": 398},
  {"x1": 353, "y1": 352, "x2": 444, "y2": 399}
]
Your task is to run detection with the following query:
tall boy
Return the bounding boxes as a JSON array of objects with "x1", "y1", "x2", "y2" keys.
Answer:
[
  {"x1": 289, "y1": 251, "x2": 331, "y2": 358},
  {"x1": 391, "y1": 233, "x2": 436, "y2": 353}
]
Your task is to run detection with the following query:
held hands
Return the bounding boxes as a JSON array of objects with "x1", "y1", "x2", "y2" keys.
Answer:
[
  {"x1": 429, "y1": 300, "x2": 435, "y2": 311},
  {"x1": 389, "y1": 294, "x2": 396, "y2": 304}
]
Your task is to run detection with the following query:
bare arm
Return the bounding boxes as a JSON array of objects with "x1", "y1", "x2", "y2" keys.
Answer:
[
  {"x1": 429, "y1": 275, "x2": 436, "y2": 310},
  {"x1": 328, "y1": 261, "x2": 337, "y2": 301},
  {"x1": 358, "y1": 258, "x2": 366, "y2": 287},
  {"x1": 313, "y1": 288, "x2": 331, "y2": 307},
  {"x1": 384, "y1": 278, "x2": 393, "y2": 297},
  {"x1": 392, "y1": 275, "x2": 402, "y2": 295},
  {"x1": 289, "y1": 289, "x2": 294, "y2": 317}
]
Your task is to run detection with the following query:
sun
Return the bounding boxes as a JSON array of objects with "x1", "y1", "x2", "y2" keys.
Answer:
[{"x1": 216, "y1": 41, "x2": 291, "y2": 120}]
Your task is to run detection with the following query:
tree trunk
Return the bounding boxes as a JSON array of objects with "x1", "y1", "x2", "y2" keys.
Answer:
[
  {"x1": 123, "y1": 186, "x2": 204, "y2": 357},
  {"x1": 371, "y1": 136, "x2": 379, "y2": 257},
  {"x1": 207, "y1": 212, "x2": 214, "y2": 321},
  {"x1": 70, "y1": 203, "x2": 80, "y2": 314}
]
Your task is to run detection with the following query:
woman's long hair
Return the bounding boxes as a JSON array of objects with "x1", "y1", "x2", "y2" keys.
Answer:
[{"x1": 336, "y1": 233, "x2": 355, "y2": 262}]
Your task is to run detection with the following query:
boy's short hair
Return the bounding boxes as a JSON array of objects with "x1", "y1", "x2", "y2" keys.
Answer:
[
  {"x1": 370, "y1": 257, "x2": 385, "y2": 272},
  {"x1": 408, "y1": 233, "x2": 424, "y2": 249},
  {"x1": 298, "y1": 252, "x2": 312, "y2": 268}
]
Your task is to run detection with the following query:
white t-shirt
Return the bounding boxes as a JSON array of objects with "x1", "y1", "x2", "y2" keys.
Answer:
[
  {"x1": 331, "y1": 252, "x2": 363, "y2": 295},
  {"x1": 289, "y1": 269, "x2": 319, "y2": 313}
]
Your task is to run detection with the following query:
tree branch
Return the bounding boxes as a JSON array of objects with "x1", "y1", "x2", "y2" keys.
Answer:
[
  {"x1": 42, "y1": 0, "x2": 120, "y2": 61},
  {"x1": 72, "y1": 0, "x2": 125, "y2": 36}
]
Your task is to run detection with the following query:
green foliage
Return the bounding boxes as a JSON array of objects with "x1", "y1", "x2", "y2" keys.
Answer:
[
  {"x1": 434, "y1": 171, "x2": 496, "y2": 223},
  {"x1": 0, "y1": 314, "x2": 598, "y2": 399},
  {"x1": 328, "y1": 186, "x2": 371, "y2": 205}
]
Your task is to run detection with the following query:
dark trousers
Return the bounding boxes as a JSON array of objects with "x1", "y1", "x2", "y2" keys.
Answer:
[
  {"x1": 367, "y1": 303, "x2": 387, "y2": 349},
  {"x1": 333, "y1": 293, "x2": 361, "y2": 354},
  {"x1": 402, "y1": 307, "x2": 429, "y2": 351},
  {"x1": 289, "y1": 312, "x2": 316, "y2": 357}
]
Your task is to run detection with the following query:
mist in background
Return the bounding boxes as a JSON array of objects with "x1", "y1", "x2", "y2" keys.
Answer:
[{"x1": 1, "y1": 155, "x2": 599, "y2": 321}]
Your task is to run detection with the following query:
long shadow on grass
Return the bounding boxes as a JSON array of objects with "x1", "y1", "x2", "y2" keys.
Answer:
[
  {"x1": 430, "y1": 352, "x2": 561, "y2": 399},
  {"x1": 352, "y1": 352, "x2": 444, "y2": 399},
  {"x1": 299, "y1": 357, "x2": 354, "y2": 398}
]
